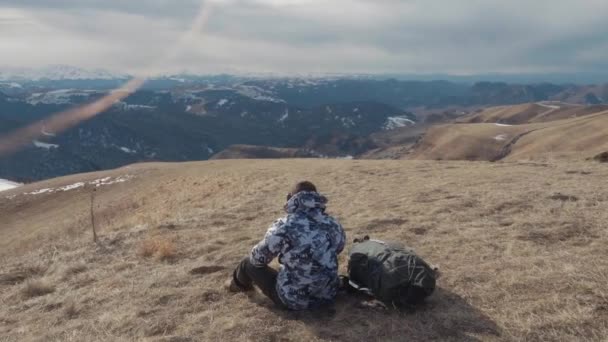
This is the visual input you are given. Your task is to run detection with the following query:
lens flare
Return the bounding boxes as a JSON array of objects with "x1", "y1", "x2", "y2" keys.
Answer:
[{"x1": 0, "y1": 0, "x2": 212, "y2": 157}]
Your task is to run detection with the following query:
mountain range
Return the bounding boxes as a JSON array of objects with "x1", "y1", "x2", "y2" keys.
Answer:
[{"x1": 1, "y1": 67, "x2": 608, "y2": 182}]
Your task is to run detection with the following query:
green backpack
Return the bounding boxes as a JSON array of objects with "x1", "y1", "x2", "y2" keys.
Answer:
[{"x1": 347, "y1": 237, "x2": 437, "y2": 308}]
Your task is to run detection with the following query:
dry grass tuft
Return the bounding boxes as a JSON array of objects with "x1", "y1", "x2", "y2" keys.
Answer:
[
  {"x1": 144, "y1": 318, "x2": 176, "y2": 337},
  {"x1": 189, "y1": 265, "x2": 226, "y2": 275},
  {"x1": 21, "y1": 279, "x2": 55, "y2": 298},
  {"x1": 550, "y1": 193, "x2": 579, "y2": 202},
  {"x1": 63, "y1": 301, "x2": 78, "y2": 319},
  {"x1": 138, "y1": 237, "x2": 177, "y2": 261},
  {"x1": 0, "y1": 266, "x2": 45, "y2": 285},
  {"x1": 62, "y1": 263, "x2": 87, "y2": 280}
]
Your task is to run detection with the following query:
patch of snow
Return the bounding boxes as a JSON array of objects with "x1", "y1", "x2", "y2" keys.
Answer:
[
  {"x1": 207, "y1": 147, "x2": 214, "y2": 155},
  {"x1": 384, "y1": 116, "x2": 416, "y2": 130},
  {"x1": 494, "y1": 134, "x2": 509, "y2": 141},
  {"x1": 326, "y1": 106, "x2": 333, "y2": 114},
  {"x1": 89, "y1": 177, "x2": 112, "y2": 187},
  {"x1": 278, "y1": 109, "x2": 289, "y2": 123},
  {"x1": 0, "y1": 179, "x2": 22, "y2": 192},
  {"x1": 28, "y1": 188, "x2": 54, "y2": 195},
  {"x1": 24, "y1": 175, "x2": 135, "y2": 195},
  {"x1": 114, "y1": 101, "x2": 156, "y2": 111},
  {"x1": 27, "y1": 89, "x2": 98, "y2": 105},
  {"x1": 537, "y1": 102, "x2": 560, "y2": 110},
  {"x1": 341, "y1": 117, "x2": 355, "y2": 128},
  {"x1": 353, "y1": 107, "x2": 359, "y2": 113},
  {"x1": 0, "y1": 82, "x2": 22, "y2": 89},
  {"x1": 33, "y1": 140, "x2": 59, "y2": 149},
  {"x1": 494, "y1": 123, "x2": 513, "y2": 127},
  {"x1": 235, "y1": 85, "x2": 285, "y2": 103},
  {"x1": 110, "y1": 175, "x2": 133, "y2": 185},
  {"x1": 186, "y1": 105, "x2": 192, "y2": 112},
  {"x1": 218, "y1": 99, "x2": 228, "y2": 107},
  {"x1": 128, "y1": 104, "x2": 155, "y2": 110},
  {"x1": 41, "y1": 127, "x2": 56, "y2": 137},
  {"x1": 0, "y1": 65, "x2": 126, "y2": 81},
  {"x1": 337, "y1": 155, "x2": 354, "y2": 160},
  {"x1": 89, "y1": 175, "x2": 134, "y2": 187},
  {"x1": 119, "y1": 146, "x2": 136, "y2": 154},
  {"x1": 59, "y1": 182, "x2": 85, "y2": 191}
]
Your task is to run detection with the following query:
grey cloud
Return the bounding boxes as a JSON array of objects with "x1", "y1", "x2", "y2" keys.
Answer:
[
  {"x1": 0, "y1": 0, "x2": 202, "y2": 18},
  {"x1": 0, "y1": 0, "x2": 607, "y2": 75}
]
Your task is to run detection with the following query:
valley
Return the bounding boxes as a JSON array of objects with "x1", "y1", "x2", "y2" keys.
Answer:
[{"x1": 2, "y1": 70, "x2": 608, "y2": 182}]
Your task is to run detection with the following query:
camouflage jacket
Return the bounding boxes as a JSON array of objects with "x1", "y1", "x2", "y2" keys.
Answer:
[{"x1": 250, "y1": 191, "x2": 346, "y2": 310}]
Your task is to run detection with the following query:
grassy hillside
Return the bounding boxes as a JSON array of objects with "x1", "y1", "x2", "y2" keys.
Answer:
[
  {"x1": 506, "y1": 112, "x2": 608, "y2": 160},
  {"x1": 457, "y1": 103, "x2": 608, "y2": 125},
  {"x1": 1, "y1": 159, "x2": 607, "y2": 341},
  {"x1": 360, "y1": 126, "x2": 427, "y2": 159},
  {"x1": 210, "y1": 145, "x2": 313, "y2": 160},
  {"x1": 411, "y1": 109, "x2": 608, "y2": 161}
]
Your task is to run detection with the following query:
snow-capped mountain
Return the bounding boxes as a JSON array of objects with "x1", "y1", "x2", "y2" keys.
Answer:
[{"x1": 0, "y1": 65, "x2": 128, "y2": 81}]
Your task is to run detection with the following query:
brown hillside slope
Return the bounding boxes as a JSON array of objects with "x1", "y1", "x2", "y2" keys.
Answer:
[
  {"x1": 458, "y1": 103, "x2": 608, "y2": 125},
  {"x1": 458, "y1": 103, "x2": 552, "y2": 124},
  {"x1": 1, "y1": 160, "x2": 608, "y2": 341},
  {"x1": 505, "y1": 111, "x2": 608, "y2": 160},
  {"x1": 411, "y1": 110, "x2": 608, "y2": 161},
  {"x1": 409, "y1": 122, "x2": 536, "y2": 161},
  {"x1": 360, "y1": 125, "x2": 427, "y2": 159},
  {"x1": 211, "y1": 144, "x2": 313, "y2": 159}
]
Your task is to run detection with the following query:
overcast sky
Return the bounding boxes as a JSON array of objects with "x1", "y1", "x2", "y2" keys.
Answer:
[{"x1": 0, "y1": 0, "x2": 607, "y2": 75}]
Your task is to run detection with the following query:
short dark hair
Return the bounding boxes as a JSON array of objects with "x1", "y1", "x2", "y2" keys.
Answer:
[
  {"x1": 287, "y1": 181, "x2": 317, "y2": 201},
  {"x1": 292, "y1": 181, "x2": 317, "y2": 194}
]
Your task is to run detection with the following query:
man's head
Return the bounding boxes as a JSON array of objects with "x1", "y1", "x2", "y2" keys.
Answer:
[{"x1": 287, "y1": 181, "x2": 317, "y2": 201}]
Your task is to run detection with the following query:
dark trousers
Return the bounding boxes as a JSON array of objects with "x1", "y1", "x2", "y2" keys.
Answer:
[{"x1": 233, "y1": 257, "x2": 285, "y2": 308}]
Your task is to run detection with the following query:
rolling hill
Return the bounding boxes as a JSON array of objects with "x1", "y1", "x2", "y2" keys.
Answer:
[
  {"x1": 1, "y1": 159, "x2": 607, "y2": 341},
  {"x1": 210, "y1": 145, "x2": 315, "y2": 159},
  {"x1": 410, "y1": 105, "x2": 608, "y2": 162},
  {"x1": 458, "y1": 102, "x2": 608, "y2": 125}
]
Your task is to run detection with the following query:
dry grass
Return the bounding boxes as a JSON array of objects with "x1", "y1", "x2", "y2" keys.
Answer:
[
  {"x1": 21, "y1": 279, "x2": 55, "y2": 298},
  {"x1": 1, "y1": 159, "x2": 607, "y2": 341},
  {"x1": 411, "y1": 109, "x2": 608, "y2": 161},
  {"x1": 63, "y1": 300, "x2": 79, "y2": 319},
  {"x1": 138, "y1": 236, "x2": 177, "y2": 261},
  {"x1": 456, "y1": 102, "x2": 606, "y2": 125},
  {"x1": 0, "y1": 265, "x2": 45, "y2": 285},
  {"x1": 211, "y1": 144, "x2": 311, "y2": 159}
]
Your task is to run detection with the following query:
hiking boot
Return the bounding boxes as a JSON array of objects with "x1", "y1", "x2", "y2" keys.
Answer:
[{"x1": 224, "y1": 278, "x2": 253, "y2": 293}]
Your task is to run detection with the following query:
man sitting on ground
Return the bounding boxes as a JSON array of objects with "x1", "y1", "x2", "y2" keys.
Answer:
[{"x1": 227, "y1": 181, "x2": 346, "y2": 310}]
